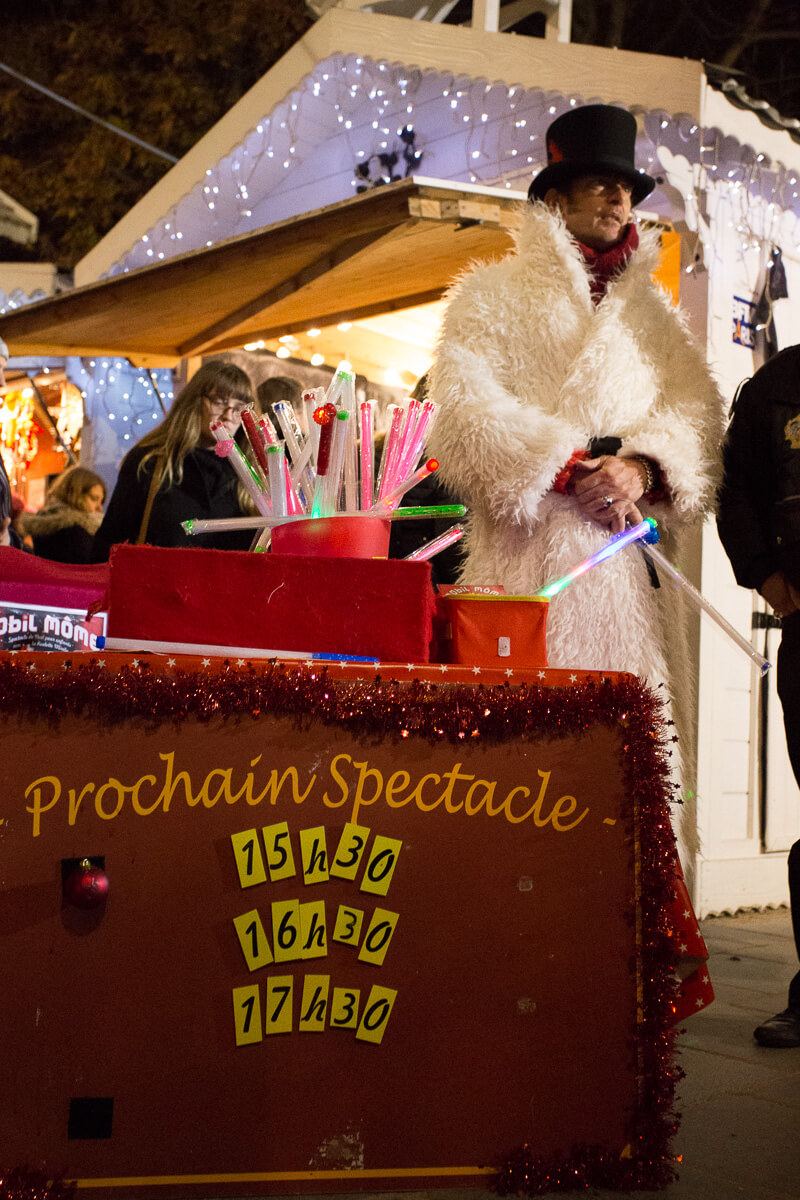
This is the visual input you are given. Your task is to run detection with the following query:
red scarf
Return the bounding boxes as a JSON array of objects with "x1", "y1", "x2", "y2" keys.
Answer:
[{"x1": 578, "y1": 223, "x2": 639, "y2": 304}]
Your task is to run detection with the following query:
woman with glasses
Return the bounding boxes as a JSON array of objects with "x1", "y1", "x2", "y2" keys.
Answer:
[{"x1": 92, "y1": 360, "x2": 256, "y2": 560}]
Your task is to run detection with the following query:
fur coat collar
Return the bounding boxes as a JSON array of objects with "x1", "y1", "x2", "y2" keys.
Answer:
[{"x1": 22, "y1": 500, "x2": 102, "y2": 539}]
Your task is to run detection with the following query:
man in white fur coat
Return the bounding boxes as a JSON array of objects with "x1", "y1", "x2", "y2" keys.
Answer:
[{"x1": 429, "y1": 105, "x2": 724, "y2": 711}]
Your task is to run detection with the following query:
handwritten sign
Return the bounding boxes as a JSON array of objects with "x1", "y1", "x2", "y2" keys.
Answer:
[
  {"x1": 231, "y1": 823, "x2": 402, "y2": 1044},
  {"x1": 1, "y1": 661, "x2": 672, "y2": 1194}
]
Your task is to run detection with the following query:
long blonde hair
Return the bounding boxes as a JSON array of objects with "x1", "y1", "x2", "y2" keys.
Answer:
[
  {"x1": 47, "y1": 465, "x2": 106, "y2": 511},
  {"x1": 135, "y1": 361, "x2": 254, "y2": 491}
]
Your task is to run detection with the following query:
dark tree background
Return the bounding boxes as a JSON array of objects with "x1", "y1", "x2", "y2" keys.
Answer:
[
  {"x1": 0, "y1": 0, "x2": 797, "y2": 269},
  {"x1": 0, "y1": 0, "x2": 312, "y2": 266}
]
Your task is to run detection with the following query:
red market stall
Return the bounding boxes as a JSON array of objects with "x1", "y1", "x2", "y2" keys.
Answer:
[{"x1": 0, "y1": 641, "x2": 699, "y2": 1199}]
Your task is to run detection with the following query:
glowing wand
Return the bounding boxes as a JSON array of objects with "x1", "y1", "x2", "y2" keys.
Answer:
[{"x1": 534, "y1": 518, "x2": 660, "y2": 599}]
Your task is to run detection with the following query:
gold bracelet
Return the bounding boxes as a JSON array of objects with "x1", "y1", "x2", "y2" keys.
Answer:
[{"x1": 631, "y1": 455, "x2": 656, "y2": 495}]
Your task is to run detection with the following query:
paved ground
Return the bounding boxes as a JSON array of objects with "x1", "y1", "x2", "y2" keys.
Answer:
[
  {"x1": 262, "y1": 909, "x2": 800, "y2": 1200},
  {"x1": 639, "y1": 908, "x2": 800, "y2": 1200}
]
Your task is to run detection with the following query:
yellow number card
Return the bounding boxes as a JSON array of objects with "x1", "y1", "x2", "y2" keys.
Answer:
[
  {"x1": 330, "y1": 822, "x2": 371, "y2": 881},
  {"x1": 330, "y1": 987, "x2": 361, "y2": 1030},
  {"x1": 332, "y1": 904, "x2": 364, "y2": 947},
  {"x1": 299, "y1": 975, "x2": 330, "y2": 1032},
  {"x1": 300, "y1": 899, "x2": 328, "y2": 960},
  {"x1": 271, "y1": 898, "x2": 302, "y2": 963},
  {"x1": 233, "y1": 908, "x2": 274, "y2": 972},
  {"x1": 265, "y1": 975, "x2": 294, "y2": 1035},
  {"x1": 360, "y1": 835, "x2": 402, "y2": 896},
  {"x1": 233, "y1": 984, "x2": 262, "y2": 1046},
  {"x1": 299, "y1": 825, "x2": 329, "y2": 885},
  {"x1": 262, "y1": 820, "x2": 296, "y2": 882},
  {"x1": 356, "y1": 985, "x2": 397, "y2": 1045},
  {"x1": 358, "y1": 908, "x2": 399, "y2": 967},
  {"x1": 231, "y1": 829, "x2": 267, "y2": 889}
]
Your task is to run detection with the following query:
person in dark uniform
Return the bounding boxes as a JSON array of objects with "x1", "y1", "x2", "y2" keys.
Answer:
[{"x1": 717, "y1": 343, "x2": 800, "y2": 1049}]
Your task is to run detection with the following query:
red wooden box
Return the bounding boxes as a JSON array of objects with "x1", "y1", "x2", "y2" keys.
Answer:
[{"x1": 107, "y1": 544, "x2": 437, "y2": 662}]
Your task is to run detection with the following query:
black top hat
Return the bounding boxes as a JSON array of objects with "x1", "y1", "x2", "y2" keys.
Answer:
[{"x1": 528, "y1": 104, "x2": 655, "y2": 207}]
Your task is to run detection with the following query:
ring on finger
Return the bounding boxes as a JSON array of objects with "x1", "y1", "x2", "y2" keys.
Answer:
[{"x1": 600, "y1": 494, "x2": 613, "y2": 510}]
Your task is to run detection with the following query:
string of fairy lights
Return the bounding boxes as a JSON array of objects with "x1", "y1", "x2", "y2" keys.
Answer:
[
  {"x1": 106, "y1": 52, "x2": 800, "y2": 281},
  {"x1": 1, "y1": 49, "x2": 799, "y2": 473}
]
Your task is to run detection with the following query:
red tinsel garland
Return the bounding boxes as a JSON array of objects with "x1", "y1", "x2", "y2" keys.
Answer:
[
  {"x1": 0, "y1": 1167, "x2": 75, "y2": 1200},
  {"x1": 0, "y1": 657, "x2": 681, "y2": 1193}
]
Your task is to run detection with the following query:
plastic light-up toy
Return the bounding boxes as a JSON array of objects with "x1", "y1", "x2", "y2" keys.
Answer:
[
  {"x1": 533, "y1": 516, "x2": 771, "y2": 674},
  {"x1": 404, "y1": 523, "x2": 465, "y2": 563},
  {"x1": 324, "y1": 360, "x2": 354, "y2": 410},
  {"x1": 266, "y1": 444, "x2": 287, "y2": 519},
  {"x1": 209, "y1": 420, "x2": 271, "y2": 517},
  {"x1": 360, "y1": 399, "x2": 375, "y2": 509},
  {"x1": 371, "y1": 458, "x2": 439, "y2": 511},
  {"x1": 534, "y1": 518, "x2": 660, "y2": 599},
  {"x1": 240, "y1": 407, "x2": 272, "y2": 498},
  {"x1": 640, "y1": 540, "x2": 771, "y2": 674},
  {"x1": 310, "y1": 403, "x2": 337, "y2": 518},
  {"x1": 323, "y1": 411, "x2": 349, "y2": 516},
  {"x1": 181, "y1": 504, "x2": 466, "y2": 537}
]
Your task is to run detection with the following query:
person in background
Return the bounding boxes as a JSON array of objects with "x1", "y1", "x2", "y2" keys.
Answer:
[
  {"x1": 256, "y1": 375, "x2": 304, "y2": 427},
  {"x1": 0, "y1": 337, "x2": 19, "y2": 549},
  {"x1": 0, "y1": 455, "x2": 15, "y2": 548},
  {"x1": 22, "y1": 466, "x2": 106, "y2": 563},
  {"x1": 10, "y1": 493, "x2": 34, "y2": 551},
  {"x1": 92, "y1": 360, "x2": 256, "y2": 560},
  {"x1": 717, "y1": 344, "x2": 800, "y2": 1049}
]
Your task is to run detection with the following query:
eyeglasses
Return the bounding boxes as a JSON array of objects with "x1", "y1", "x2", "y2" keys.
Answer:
[{"x1": 205, "y1": 395, "x2": 248, "y2": 417}]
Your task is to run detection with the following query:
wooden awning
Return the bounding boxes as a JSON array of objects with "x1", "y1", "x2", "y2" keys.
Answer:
[{"x1": 0, "y1": 179, "x2": 523, "y2": 367}]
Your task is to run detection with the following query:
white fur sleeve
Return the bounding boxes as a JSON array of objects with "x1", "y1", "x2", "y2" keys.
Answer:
[
  {"x1": 618, "y1": 293, "x2": 725, "y2": 528},
  {"x1": 428, "y1": 284, "x2": 579, "y2": 527}
]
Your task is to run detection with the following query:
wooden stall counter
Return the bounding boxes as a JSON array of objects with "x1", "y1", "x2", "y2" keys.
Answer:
[{"x1": 0, "y1": 651, "x2": 691, "y2": 1198}]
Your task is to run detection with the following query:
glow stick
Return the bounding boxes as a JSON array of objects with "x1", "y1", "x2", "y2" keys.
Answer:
[
  {"x1": 641, "y1": 541, "x2": 771, "y2": 674},
  {"x1": 283, "y1": 456, "x2": 304, "y2": 516},
  {"x1": 258, "y1": 413, "x2": 280, "y2": 447},
  {"x1": 390, "y1": 399, "x2": 421, "y2": 491},
  {"x1": 342, "y1": 373, "x2": 359, "y2": 512},
  {"x1": 239, "y1": 408, "x2": 272, "y2": 499},
  {"x1": 267, "y1": 444, "x2": 287, "y2": 519},
  {"x1": 404, "y1": 523, "x2": 465, "y2": 562},
  {"x1": 303, "y1": 390, "x2": 321, "y2": 467},
  {"x1": 273, "y1": 401, "x2": 313, "y2": 506},
  {"x1": 323, "y1": 411, "x2": 349, "y2": 515},
  {"x1": 371, "y1": 458, "x2": 439, "y2": 511},
  {"x1": 376, "y1": 404, "x2": 404, "y2": 501},
  {"x1": 360, "y1": 399, "x2": 375, "y2": 510},
  {"x1": 290, "y1": 440, "x2": 313, "y2": 495},
  {"x1": 398, "y1": 399, "x2": 437, "y2": 482},
  {"x1": 272, "y1": 401, "x2": 305, "y2": 457},
  {"x1": 241, "y1": 408, "x2": 271, "y2": 473},
  {"x1": 310, "y1": 403, "x2": 337, "y2": 518},
  {"x1": 95, "y1": 635, "x2": 378, "y2": 663},
  {"x1": 533, "y1": 518, "x2": 658, "y2": 599},
  {"x1": 325, "y1": 360, "x2": 353, "y2": 409},
  {"x1": 390, "y1": 504, "x2": 465, "y2": 520},
  {"x1": 209, "y1": 420, "x2": 271, "y2": 517},
  {"x1": 181, "y1": 505, "x2": 467, "y2": 536}
]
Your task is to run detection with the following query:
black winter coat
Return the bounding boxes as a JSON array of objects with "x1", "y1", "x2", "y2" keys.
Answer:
[
  {"x1": 92, "y1": 444, "x2": 253, "y2": 562},
  {"x1": 718, "y1": 345, "x2": 800, "y2": 592}
]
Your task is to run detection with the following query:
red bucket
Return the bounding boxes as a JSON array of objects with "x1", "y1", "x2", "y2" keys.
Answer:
[{"x1": 270, "y1": 515, "x2": 391, "y2": 559}]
